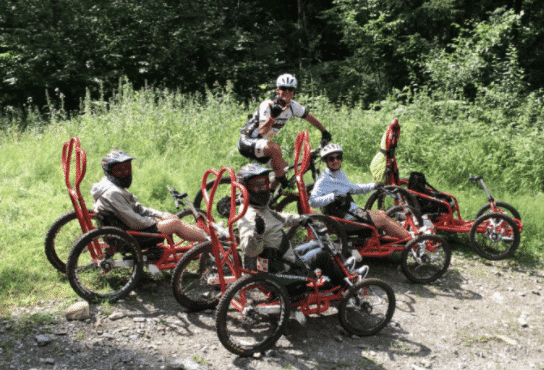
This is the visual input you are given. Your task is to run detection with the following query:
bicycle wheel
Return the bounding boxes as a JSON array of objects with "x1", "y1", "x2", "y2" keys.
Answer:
[
  {"x1": 338, "y1": 278, "x2": 396, "y2": 336},
  {"x1": 285, "y1": 214, "x2": 348, "y2": 257},
  {"x1": 171, "y1": 241, "x2": 226, "y2": 311},
  {"x1": 469, "y1": 213, "x2": 520, "y2": 260},
  {"x1": 66, "y1": 227, "x2": 144, "y2": 302},
  {"x1": 475, "y1": 201, "x2": 521, "y2": 221},
  {"x1": 365, "y1": 186, "x2": 421, "y2": 214},
  {"x1": 401, "y1": 235, "x2": 451, "y2": 284},
  {"x1": 385, "y1": 205, "x2": 423, "y2": 230},
  {"x1": 45, "y1": 210, "x2": 101, "y2": 273},
  {"x1": 193, "y1": 177, "x2": 235, "y2": 220},
  {"x1": 215, "y1": 273, "x2": 290, "y2": 357},
  {"x1": 271, "y1": 183, "x2": 315, "y2": 214}
]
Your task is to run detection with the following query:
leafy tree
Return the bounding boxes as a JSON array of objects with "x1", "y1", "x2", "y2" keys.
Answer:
[{"x1": 419, "y1": 8, "x2": 528, "y2": 118}]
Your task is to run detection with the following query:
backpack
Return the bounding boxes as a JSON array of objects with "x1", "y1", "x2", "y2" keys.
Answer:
[
  {"x1": 408, "y1": 172, "x2": 453, "y2": 217},
  {"x1": 323, "y1": 194, "x2": 354, "y2": 218}
]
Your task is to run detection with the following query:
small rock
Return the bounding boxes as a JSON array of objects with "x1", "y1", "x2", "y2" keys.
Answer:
[
  {"x1": 334, "y1": 335, "x2": 344, "y2": 342},
  {"x1": 492, "y1": 292, "x2": 504, "y2": 302},
  {"x1": 435, "y1": 343, "x2": 447, "y2": 351},
  {"x1": 133, "y1": 317, "x2": 146, "y2": 322},
  {"x1": 166, "y1": 357, "x2": 206, "y2": 370},
  {"x1": 518, "y1": 317, "x2": 529, "y2": 327},
  {"x1": 120, "y1": 354, "x2": 134, "y2": 363},
  {"x1": 109, "y1": 311, "x2": 126, "y2": 320},
  {"x1": 65, "y1": 301, "x2": 90, "y2": 321},
  {"x1": 35, "y1": 335, "x2": 53, "y2": 347},
  {"x1": 420, "y1": 358, "x2": 432, "y2": 368},
  {"x1": 495, "y1": 335, "x2": 518, "y2": 346}
]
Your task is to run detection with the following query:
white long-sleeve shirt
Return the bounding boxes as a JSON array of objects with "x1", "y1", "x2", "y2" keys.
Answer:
[{"x1": 309, "y1": 168, "x2": 374, "y2": 220}]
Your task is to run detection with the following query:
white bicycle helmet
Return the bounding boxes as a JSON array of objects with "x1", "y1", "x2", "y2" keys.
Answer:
[
  {"x1": 276, "y1": 73, "x2": 297, "y2": 89},
  {"x1": 320, "y1": 143, "x2": 343, "y2": 160}
]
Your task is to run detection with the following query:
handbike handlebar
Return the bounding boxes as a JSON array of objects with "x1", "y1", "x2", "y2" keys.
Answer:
[
  {"x1": 469, "y1": 175, "x2": 493, "y2": 201},
  {"x1": 166, "y1": 185, "x2": 188, "y2": 209}
]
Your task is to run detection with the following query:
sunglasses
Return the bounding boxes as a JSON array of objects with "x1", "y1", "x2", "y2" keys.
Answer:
[
  {"x1": 326, "y1": 154, "x2": 343, "y2": 162},
  {"x1": 279, "y1": 86, "x2": 295, "y2": 92}
]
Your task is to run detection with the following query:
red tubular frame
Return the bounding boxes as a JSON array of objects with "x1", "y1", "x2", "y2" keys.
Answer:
[
  {"x1": 61, "y1": 136, "x2": 206, "y2": 271},
  {"x1": 200, "y1": 166, "x2": 249, "y2": 294},
  {"x1": 293, "y1": 131, "x2": 415, "y2": 259},
  {"x1": 216, "y1": 132, "x2": 390, "y2": 317},
  {"x1": 380, "y1": 120, "x2": 523, "y2": 237}
]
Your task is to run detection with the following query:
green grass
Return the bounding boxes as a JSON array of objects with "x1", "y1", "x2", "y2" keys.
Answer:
[{"x1": 0, "y1": 81, "x2": 542, "y2": 314}]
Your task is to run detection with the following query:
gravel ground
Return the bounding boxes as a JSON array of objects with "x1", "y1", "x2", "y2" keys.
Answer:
[{"x1": 1, "y1": 252, "x2": 543, "y2": 370}]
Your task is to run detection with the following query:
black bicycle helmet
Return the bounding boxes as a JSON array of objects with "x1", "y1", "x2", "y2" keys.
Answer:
[
  {"x1": 237, "y1": 163, "x2": 272, "y2": 206},
  {"x1": 101, "y1": 150, "x2": 134, "y2": 189}
]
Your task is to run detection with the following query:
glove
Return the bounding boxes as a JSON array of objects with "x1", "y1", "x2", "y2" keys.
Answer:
[
  {"x1": 299, "y1": 215, "x2": 313, "y2": 227},
  {"x1": 373, "y1": 182, "x2": 384, "y2": 190},
  {"x1": 334, "y1": 193, "x2": 349, "y2": 206},
  {"x1": 320, "y1": 130, "x2": 332, "y2": 147},
  {"x1": 269, "y1": 103, "x2": 283, "y2": 118},
  {"x1": 255, "y1": 214, "x2": 265, "y2": 235}
]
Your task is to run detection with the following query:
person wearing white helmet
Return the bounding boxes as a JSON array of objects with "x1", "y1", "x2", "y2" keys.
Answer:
[
  {"x1": 238, "y1": 73, "x2": 332, "y2": 189},
  {"x1": 309, "y1": 144, "x2": 410, "y2": 239}
]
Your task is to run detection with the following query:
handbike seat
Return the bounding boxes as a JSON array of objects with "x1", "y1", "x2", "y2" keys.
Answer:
[{"x1": 97, "y1": 211, "x2": 165, "y2": 249}]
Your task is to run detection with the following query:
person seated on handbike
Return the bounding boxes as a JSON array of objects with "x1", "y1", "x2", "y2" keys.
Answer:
[
  {"x1": 91, "y1": 150, "x2": 208, "y2": 244},
  {"x1": 309, "y1": 143, "x2": 410, "y2": 239},
  {"x1": 236, "y1": 163, "x2": 345, "y2": 288}
]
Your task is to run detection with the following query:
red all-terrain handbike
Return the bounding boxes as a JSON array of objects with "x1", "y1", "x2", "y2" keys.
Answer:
[
  {"x1": 365, "y1": 118, "x2": 523, "y2": 260},
  {"x1": 171, "y1": 146, "x2": 396, "y2": 357},
  {"x1": 292, "y1": 130, "x2": 451, "y2": 284},
  {"x1": 53, "y1": 137, "x2": 216, "y2": 302}
]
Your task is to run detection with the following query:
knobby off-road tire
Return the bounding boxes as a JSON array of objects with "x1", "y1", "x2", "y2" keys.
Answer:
[
  {"x1": 475, "y1": 201, "x2": 521, "y2": 221},
  {"x1": 285, "y1": 214, "x2": 348, "y2": 257},
  {"x1": 469, "y1": 212, "x2": 520, "y2": 260},
  {"x1": 45, "y1": 210, "x2": 100, "y2": 273},
  {"x1": 365, "y1": 186, "x2": 421, "y2": 214},
  {"x1": 66, "y1": 227, "x2": 144, "y2": 302},
  {"x1": 338, "y1": 278, "x2": 396, "y2": 336},
  {"x1": 401, "y1": 234, "x2": 451, "y2": 284},
  {"x1": 385, "y1": 205, "x2": 424, "y2": 230},
  {"x1": 271, "y1": 183, "x2": 315, "y2": 214},
  {"x1": 176, "y1": 208, "x2": 207, "y2": 226},
  {"x1": 171, "y1": 241, "x2": 224, "y2": 311},
  {"x1": 215, "y1": 273, "x2": 290, "y2": 357}
]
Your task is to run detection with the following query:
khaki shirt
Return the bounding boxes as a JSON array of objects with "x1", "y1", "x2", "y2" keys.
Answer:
[{"x1": 237, "y1": 205, "x2": 301, "y2": 262}]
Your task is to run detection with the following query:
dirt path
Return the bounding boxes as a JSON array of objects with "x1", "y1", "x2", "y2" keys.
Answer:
[{"x1": 1, "y1": 253, "x2": 543, "y2": 370}]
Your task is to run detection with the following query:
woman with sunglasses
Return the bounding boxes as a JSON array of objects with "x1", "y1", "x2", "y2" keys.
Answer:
[
  {"x1": 91, "y1": 150, "x2": 208, "y2": 242},
  {"x1": 238, "y1": 73, "x2": 332, "y2": 189},
  {"x1": 309, "y1": 144, "x2": 410, "y2": 239}
]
